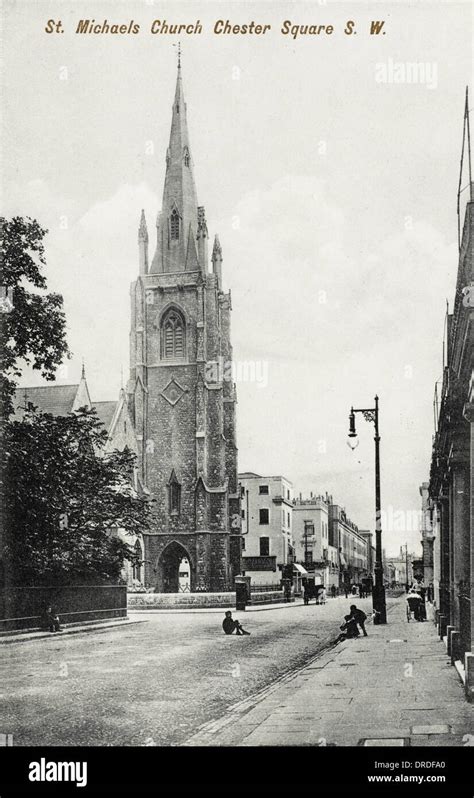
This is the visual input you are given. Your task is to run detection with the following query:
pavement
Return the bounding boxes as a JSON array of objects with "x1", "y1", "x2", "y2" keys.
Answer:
[
  {"x1": 185, "y1": 597, "x2": 474, "y2": 746},
  {"x1": 0, "y1": 618, "x2": 145, "y2": 644}
]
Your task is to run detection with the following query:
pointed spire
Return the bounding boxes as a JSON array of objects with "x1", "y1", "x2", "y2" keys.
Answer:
[
  {"x1": 151, "y1": 58, "x2": 199, "y2": 273},
  {"x1": 81, "y1": 359, "x2": 86, "y2": 380},
  {"x1": 138, "y1": 209, "x2": 149, "y2": 274},
  {"x1": 212, "y1": 235, "x2": 222, "y2": 287},
  {"x1": 197, "y1": 206, "x2": 208, "y2": 271},
  {"x1": 138, "y1": 209, "x2": 148, "y2": 242},
  {"x1": 212, "y1": 235, "x2": 222, "y2": 260}
]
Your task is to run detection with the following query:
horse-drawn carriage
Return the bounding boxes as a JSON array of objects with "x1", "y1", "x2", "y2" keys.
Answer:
[{"x1": 302, "y1": 579, "x2": 326, "y2": 605}]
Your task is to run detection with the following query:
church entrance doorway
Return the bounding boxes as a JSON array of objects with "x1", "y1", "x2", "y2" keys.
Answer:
[{"x1": 158, "y1": 542, "x2": 193, "y2": 593}]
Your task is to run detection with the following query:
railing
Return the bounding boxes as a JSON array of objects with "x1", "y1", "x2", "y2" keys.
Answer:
[
  {"x1": 0, "y1": 585, "x2": 127, "y2": 631},
  {"x1": 250, "y1": 583, "x2": 282, "y2": 593},
  {"x1": 242, "y1": 555, "x2": 277, "y2": 572},
  {"x1": 458, "y1": 591, "x2": 471, "y2": 659}
]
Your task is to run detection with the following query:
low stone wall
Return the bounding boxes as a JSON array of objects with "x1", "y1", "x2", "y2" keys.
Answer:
[
  {"x1": 128, "y1": 590, "x2": 291, "y2": 610},
  {"x1": 0, "y1": 585, "x2": 127, "y2": 631}
]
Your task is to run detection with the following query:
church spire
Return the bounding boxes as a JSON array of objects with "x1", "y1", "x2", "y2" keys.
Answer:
[
  {"x1": 138, "y1": 209, "x2": 149, "y2": 274},
  {"x1": 151, "y1": 58, "x2": 199, "y2": 273},
  {"x1": 212, "y1": 234, "x2": 222, "y2": 288}
]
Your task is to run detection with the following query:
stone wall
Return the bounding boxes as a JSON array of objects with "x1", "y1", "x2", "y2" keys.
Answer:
[{"x1": 128, "y1": 590, "x2": 289, "y2": 610}]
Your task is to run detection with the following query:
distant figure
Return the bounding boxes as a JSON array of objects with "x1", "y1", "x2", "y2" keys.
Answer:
[
  {"x1": 222, "y1": 611, "x2": 250, "y2": 636},
  {"x1": 331, "y1": 585, "x2": 337, "y2": 599},
  {"x1": 339, "y1": 613, "x2": 359, "y2": 640},
  {"x1": 41, "y1": 605, "x2": 61, "y2": 633},
  {"x1": 319, "y1": 587, "x2": 327, "y2": 604},
  {"x1": 359, "y1": 583, "x2": 366, "y2": 599},
  {"x1": 349, "y1": 604, "x2": 368, "y2": 636},
  {"x1": 344, "y1": 584, "x2": 349, "y2": 599},
  {"x1": 351, "y1": 584, "x2": 358, "y2": 596},
  {"x1": 406, "y1": 589, "x2": 423, "y2": 621}
]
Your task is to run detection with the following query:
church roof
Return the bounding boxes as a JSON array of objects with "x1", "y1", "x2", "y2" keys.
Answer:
[
  {"x1": 12, "y1": 384, "x2": 80, "y2": 420},
  {"x1": 93, "y1": 401, "x2": 118, "y2": 431},
  {"x1": 12, "y1": 384, "x2": 118, "y2": 435}
]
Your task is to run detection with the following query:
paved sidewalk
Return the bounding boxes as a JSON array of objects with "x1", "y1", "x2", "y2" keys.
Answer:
[
  {"x1": 0, "y1": 617, "x2": 146, "y2": 644},
  {"x1": 185, "y1": 599, "x2": 474, "y2": 746}
]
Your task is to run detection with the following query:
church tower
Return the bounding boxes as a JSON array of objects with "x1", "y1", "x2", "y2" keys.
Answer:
[{"x1": 128, "y1": 60, "x2": 241, "y2": 592}]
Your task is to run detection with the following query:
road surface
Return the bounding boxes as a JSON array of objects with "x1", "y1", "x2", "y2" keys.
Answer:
[{"x1": 2, "y1": 596, "x2": 385, "y2": 746}]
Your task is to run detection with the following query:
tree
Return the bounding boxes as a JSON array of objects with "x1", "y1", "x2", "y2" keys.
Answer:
[
  {"x1": 0, "y1": 217, "x2": 70, "y2": 419},
  {"x1": 2, "y1": 406, "x2": 152, "y2": 585}
]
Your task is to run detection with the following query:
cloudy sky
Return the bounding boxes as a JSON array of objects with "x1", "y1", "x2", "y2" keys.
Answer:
[{"x1": 2, "y1": 1, "x2": 472, "y2": 554}]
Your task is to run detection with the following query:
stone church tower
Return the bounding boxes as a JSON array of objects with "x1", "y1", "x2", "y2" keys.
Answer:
[{"x1": 127, "y1": 61, "x2": 241, "y2": 592}]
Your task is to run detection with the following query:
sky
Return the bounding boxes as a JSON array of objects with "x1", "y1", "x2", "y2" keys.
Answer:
[{"x1": 2, "y1": 0, "x2": 473, "y2": 555}]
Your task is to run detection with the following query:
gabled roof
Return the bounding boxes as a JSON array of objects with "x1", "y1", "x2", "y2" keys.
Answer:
[
  {"x1": 93, "y1": 401, "x2": 118, "y2": 432},
  {"x1": 12, "y1": 384, "x2": 119, "y2": 436},
  {"x1": 12, "y1": 384, "x2": 80, "y2": 420}
]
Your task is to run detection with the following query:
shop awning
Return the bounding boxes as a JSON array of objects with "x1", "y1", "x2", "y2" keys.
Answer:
[{"x1": 293, "y1": 564, "x2": 308, "y2": 575}]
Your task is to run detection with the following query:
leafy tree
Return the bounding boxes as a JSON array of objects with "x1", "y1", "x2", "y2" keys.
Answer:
[
  {"x1": 0, "y1": 216, "x2": 70, "y2": 419},
  {"x1": 2, "y1": 406, "x2": 151, "y2": 585}
]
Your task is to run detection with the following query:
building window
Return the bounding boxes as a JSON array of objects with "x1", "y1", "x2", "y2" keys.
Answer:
[
  {"x1": 259, "y1": 537, "x2": 270, "y2": 556},
  {"x1": 161, "y1": 307, "x2": 185, "y2": 360},
  {"x1": 287, "y1": 489, "x2": 290, "y2": 500},
  {"x1": 241, "y1": 509, "x2": 245, "y2": 519},
  {"x1": 170, "y1": 209, "x2": 180, "y2": 240},
  {"x1": 242, "y1": 538, "x2": 246, "y2": 551},
  {"x1": 259, "y1": 508, "x2": 269, "y2": 525},
  {"x1": 168, "y1": 470, "x2": 181, "y2": 515},
  {"x1": 259, "y1": 485, "x2": 269, "y2": 495},
  {"x1": 287, "y1": 512, "x2": 290, "y2": 527}
]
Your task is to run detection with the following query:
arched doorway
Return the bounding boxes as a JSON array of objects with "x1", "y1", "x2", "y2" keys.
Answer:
[{"x1": 157, "y1": 542, "x2": 193, "y2": 593}]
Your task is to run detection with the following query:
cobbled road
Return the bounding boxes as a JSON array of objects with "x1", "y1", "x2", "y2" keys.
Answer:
[{"x1": 2, "y1": 596, "x2": 389, "y2": 746}]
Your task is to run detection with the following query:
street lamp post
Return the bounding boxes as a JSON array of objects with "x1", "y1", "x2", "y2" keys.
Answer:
[
  {"x1": 405, "y1": 542, "x2": 409, "y2": 593},
  {"x1": 347, "y1": 395, "x2": 387, "y2": 624}
]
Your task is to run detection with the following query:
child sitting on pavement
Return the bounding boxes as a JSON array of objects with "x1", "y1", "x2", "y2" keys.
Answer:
[
  {"x1": 41, "y1": 605, "x2": 61, "y2": 633},
  {"x1": 338, "y1": 613, "x2": 360, "y2": 641},
  {"x1": 222, "y1": 611, "x2": 250, "y2": 635}
]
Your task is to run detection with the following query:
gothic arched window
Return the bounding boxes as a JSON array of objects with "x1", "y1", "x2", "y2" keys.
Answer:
[
  {"x1": 168, "y1": 470, "x2": 181, "y2": 515},
  {"x1": 170, "y1": 209, "x2": 180, "y2": 241},
  {"x1": 161, "y1": 307, "x2": 185, "y2": 360}
]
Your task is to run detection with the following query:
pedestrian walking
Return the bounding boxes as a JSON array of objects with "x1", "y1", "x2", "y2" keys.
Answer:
[
  {"x1": 302, "y1": 584, "x2": 309, "y2": 606},
  {"x1": 331, "y1": 585, "x2": 336, "y2": 599},
  {"x1": 406, "y1": 589, "x2": 423, "y2": 621},
  {"x1": 349, "y1": 604, "x2": 368, "y2": 636},
  {"x1": 344, "y1": 584, "x2": 349, "y2": 599}
]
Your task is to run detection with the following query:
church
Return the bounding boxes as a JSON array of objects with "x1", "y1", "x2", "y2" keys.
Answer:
[
  {"x1": 14, "y1": 61, "x2": 242, "y2": 593},
  {"x1": 127, "y1": 60, "x2": 242, "y2": 592}
]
